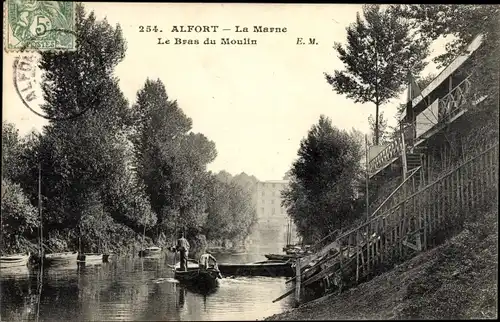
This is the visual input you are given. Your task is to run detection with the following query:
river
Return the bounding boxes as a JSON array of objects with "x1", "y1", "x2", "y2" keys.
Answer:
[{"x1": 0, "y1": 252, "x2": 294, "y2": 321}]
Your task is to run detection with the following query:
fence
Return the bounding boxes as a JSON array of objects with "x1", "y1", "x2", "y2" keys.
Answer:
[{"x1": 278, "y1": 142, "x2": 498, "y2": 305}]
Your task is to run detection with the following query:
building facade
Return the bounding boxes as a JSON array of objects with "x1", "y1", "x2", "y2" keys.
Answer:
[{"x1": 247, "y1": 180, "x2": 299, "y2": 254}]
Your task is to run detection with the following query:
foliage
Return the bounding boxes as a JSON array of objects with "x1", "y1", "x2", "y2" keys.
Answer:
[
  {"x1": 368, "y1": 112, "x2": 389, "y2": 145},
  {"x1": 204, "y1": 173, "x2": 257, "y2": 243},
  {"x1": 282, "y1": 115, "x2": 364, "y2": 242},
  {"x1": 1, "y1": 179, "x2": 39, "y2": 254},
  {"x1": 325, "y1": 4, "x2": 430, "y2": 145}
]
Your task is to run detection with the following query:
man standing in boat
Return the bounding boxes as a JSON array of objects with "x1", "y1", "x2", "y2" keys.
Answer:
[{"x1": 175, "y1": 231, "x2": 190, "y2": 271}]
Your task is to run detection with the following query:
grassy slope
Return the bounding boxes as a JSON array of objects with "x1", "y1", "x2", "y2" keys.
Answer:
[{"x1": 266, "y1": 209, "x2": 498, "y2": 320}]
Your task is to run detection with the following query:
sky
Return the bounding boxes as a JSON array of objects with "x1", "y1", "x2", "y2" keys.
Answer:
[{"x1": 3, "y1": 3, "x2": 448, "y2": 181}]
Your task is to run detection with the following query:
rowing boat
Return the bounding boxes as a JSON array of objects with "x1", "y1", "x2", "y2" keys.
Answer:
[
  {"x1": 174, "y1": 261, "x2": 222, "y2": 290},
  {"x1": 44, "y1": 252, "x2": 78, "y2": 267},
  {"x1": 218, "y1": 260, "x2": 294, "y2": 277},
  {"x1": 0, "y1": 253, "x2": 30, "y2": 269},
  {"x1": 139, "y1": 246, "x2": 162, "y2": 258},
  {"x1": 77, "y1": 253, "x2": 103, "y2": 264}
]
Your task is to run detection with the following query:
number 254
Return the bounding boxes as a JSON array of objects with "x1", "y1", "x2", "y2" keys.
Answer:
[{"x1": 139, "y1": 26, "x2": 159, "y2": 32}]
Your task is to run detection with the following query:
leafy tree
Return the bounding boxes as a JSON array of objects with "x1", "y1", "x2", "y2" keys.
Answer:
[
  {"x1": 32, "y1": 4, "x2": 136, "y2": 251},
  {"x1": 1, "y1": 179, "x2": 39, "y2": 254},
  {"x1": 282, "y1": 115, "x2": 363, "y2": 242},
  {"x1": 2, "y1": 122, "x2": 24, "y2": 181},
  {"x1": 132, "y1": 79, "x2": 217, "y2": 239},
  {"x1": 368, "y1": 111, "x2": 389, "y2": 145},
  {"x1": 325, "y1": 4, "x2": 430, "y2": 145}
]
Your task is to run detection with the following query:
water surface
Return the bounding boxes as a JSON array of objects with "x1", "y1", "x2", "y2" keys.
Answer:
[{"x1": 1, "y1": 253, "x2": 294, "y2": 321}]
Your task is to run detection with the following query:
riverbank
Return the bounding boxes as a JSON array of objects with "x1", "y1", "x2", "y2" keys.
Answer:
[{"x1": 265, "y1": 208, "x2": 497, "y2": 320}]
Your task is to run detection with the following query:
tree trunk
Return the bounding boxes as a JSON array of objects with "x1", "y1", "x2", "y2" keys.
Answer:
[{"x1": 375, "y1": 102, "x2": 379, "y2": 145}]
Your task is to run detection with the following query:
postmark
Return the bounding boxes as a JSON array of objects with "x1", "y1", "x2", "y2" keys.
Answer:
[
  {"x1": 5, "y1": 0, "x2": 76, "y2": 52},
  {"x1": 13, "y1": 28, "x2": 102, "y2": 121}
]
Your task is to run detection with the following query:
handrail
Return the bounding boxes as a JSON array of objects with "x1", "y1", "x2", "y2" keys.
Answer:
[
  {"x1": 310, "y1": 229, "x2": 340, "y2": 251},
  {"x1": 370, "y1": 165, "x2": 421, "y2": 218}
]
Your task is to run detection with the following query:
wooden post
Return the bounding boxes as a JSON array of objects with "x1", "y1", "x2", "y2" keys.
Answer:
[
  {"x1": 356, "y1": 231, "x2": 360, "y2": 283},
  {"x1": 365, "y1": 135, "x2": 370, "y2": 221},
  {"x1": 295, "y1": 258, "x2": 301, "y2": 306}
]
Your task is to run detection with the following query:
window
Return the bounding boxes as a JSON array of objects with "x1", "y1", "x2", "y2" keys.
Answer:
[
  {"x1": 271, "y1": 199, "x2": 274, "y2": 205},
  {"x1": 262, "y1": 191, "x2": 265, "y2": 197},
  {"x1": 272, "y1": 191, "x2": 275, "y2": 197},
  {"x1": 260, "y1": 207, "x2": 264, "y2": 214},
  {"x1": 272, "y1": 208, "x2": 275, "y2": 215}
]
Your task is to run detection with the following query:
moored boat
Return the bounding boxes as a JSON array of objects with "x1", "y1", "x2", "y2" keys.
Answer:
[
  {"x1": 0, "y1": 253, "x2": 30, "y2": 269},
  {"x1": 44, "y1": 252, "x2": 78, "y2": 267},
  {"x1": 218, "y1": 260, "x2": 294, "y2": 277},
  {"x1": 139, "y1": 246, "x2": 162, "y2": 258},
  {"x1": 265, "y1": 253, "x2": 300, "y2": 261},
  {"x1": 77, "y1": 253, "x2": 103, "y2": 264}
]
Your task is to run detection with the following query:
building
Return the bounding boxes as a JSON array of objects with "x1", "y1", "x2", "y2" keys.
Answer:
[
  {"x1": 366, "y1": 34, "x2": 490, "y2": 212},
  {"x1": 248, "y1": 180, "x2": 299, "y2": 253}
]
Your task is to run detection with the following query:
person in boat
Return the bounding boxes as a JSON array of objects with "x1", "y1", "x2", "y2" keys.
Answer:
[
  {"x1": 199, "y1": 253, "x2": 217, "y2": 270},
  {"x1": 175, "y1": 231, "x2": 190, "y2": 271},
  {"x1": 199, "y1": 252, "x2": 223, "y2": 278}
]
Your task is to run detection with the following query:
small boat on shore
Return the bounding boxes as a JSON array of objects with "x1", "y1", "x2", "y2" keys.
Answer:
[
  {"x1": 0, "y1": 253, "x2": 30, "y2": 269},
  {"x1": 77, "y1": 253, "x2": 103, "y2": 264},
  {"x1": 218, "y1": 260, "x2": 294, "y2": 277},
  {"x1": 44, "y1": 252, "x2": 78, "y2": 267},
  {"x1": 265, "y1": 253, "x2": 301, "y2": 261},
  {"x1": 139, "y1": 246, "x2": 162, "y2": 258}
]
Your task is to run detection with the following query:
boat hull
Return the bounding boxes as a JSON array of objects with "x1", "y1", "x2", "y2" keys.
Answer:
[
  {"x1": 77, "y1": 253, "x2": 103, "y2": 264},
  {"x1": 139, "y1": 247, "x2": 162, "y2": 258},
  {"x1": 174, "y1": 268, "x2": 220, "y2": 290},
  {"x1": 265, "y1": 254, "x2": 299, "y2": 261},
  {"x1": 44, "y1": 252, "x2": 78, "y2": 267},
  {"x1": 218, "y1": 261, "x2": 294, "y2": 277},
  {"x1": 0, "y1": 254, "x2": 30, "y2": 269}
]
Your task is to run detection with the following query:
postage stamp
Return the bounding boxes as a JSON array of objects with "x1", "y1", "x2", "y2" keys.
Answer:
[{"x1": 5, "y1": 0, "x2": 76, "y2": 52}]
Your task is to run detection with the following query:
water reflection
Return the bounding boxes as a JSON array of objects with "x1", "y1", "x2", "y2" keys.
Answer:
[{"x1": 1, "y1": 253, "x2": 293, "y2": 321}]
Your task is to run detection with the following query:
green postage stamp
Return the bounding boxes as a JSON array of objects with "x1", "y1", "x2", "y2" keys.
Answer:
[{"x1": 5, "y1": 0, "x2": 76, "y2": 52}]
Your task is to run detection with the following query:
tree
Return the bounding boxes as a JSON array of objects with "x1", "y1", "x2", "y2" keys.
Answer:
[
  {"x1": 33, "y1": 4, "x2": 136, "y2": 251},
  {"x1": 325, "y1": 4, "x2": 430, "y2": 145},
  {"x1": 1, "y1": 179, "x2": 39, "y2": 254},
  {"x1": 132, "y1": 79, "x2": 217, "y2": 239},
  {"x1": 282, "y1": 115, "x2": 363, "y2": 242},
  {"x1": 368, "y1": 111, "x2": 389, "y2": 145}
]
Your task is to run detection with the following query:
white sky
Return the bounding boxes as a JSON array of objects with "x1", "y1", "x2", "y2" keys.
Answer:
[{"x1": 2, "y1": 3, "x2": 447, "y2": 181}]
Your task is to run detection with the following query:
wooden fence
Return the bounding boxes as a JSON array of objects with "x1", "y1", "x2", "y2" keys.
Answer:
[{"x1": 276, "y1": 142, "x2": 499, "y2": 305}]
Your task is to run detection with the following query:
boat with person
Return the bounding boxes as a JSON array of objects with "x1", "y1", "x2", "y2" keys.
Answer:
[
  {"x1": 0, "y1": 253, "x2": 30, "y2": 269},
  {"x1": 174, "y1": 257, "x2": 222, "y2": 290}
]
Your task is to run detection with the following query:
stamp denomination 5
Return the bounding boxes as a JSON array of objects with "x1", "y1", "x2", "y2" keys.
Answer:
[{"x1": 5, "y1": 0, "x2": 76, "y2": 52}]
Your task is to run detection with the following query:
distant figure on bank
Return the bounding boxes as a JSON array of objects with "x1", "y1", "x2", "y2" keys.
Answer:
[{"x1": 176, "y1": 232, "x2": 190, "y2": 271}]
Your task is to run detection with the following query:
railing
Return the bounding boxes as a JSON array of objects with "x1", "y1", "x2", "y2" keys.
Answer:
[
  {"x1": 369, "y1": 75, "x2": 475, "y2": 176},
  {"x1": 438, "y1": 76, "x2": 472, "y2": 121},
  {"x1": 274, "y1": 142, "x2": 499, "y2": 305},
  {"x1": 368, "y1": 124, "x2": 414, "y2": 175}
]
